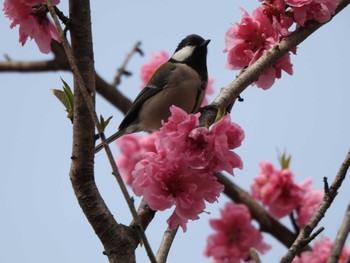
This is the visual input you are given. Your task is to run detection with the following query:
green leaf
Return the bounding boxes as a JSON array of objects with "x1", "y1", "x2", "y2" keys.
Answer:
[
  {"x1": 51, "y1": 78, "x2": 74, "y2": 121},
  {"x1": 213, "y1": 108, "x2": 227, "y2": 125},
  {"x1": 279, "y1": 151, "x2": 292, "y2": 170},
  {"x1": 61, "y1": 78, "x2": 74, "y2": 113},
  {"x1": 100, "y1": 115, "x2": 113, "y2": 132},
  {"x1": 51, "y1": 88, "x2": 71, "y2": 111}
]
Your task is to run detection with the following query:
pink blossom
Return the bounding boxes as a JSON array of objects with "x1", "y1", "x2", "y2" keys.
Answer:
[
  {"x1": 3, "y1": 0, "x2": 60, "y2": 54},
  {"x1": 260, "y1": 0, "x2": 294, "y2": 36},
  {"x1": 211, "y1": 114, "x2": 245, "y2": 174},
  {"x1": 157, "y1": 106, "x2": 244, "y2": 175},
  {"x1": 131, "y1": 106, "x2": 244, "y2": 231},
  {"x1": 224, "y1": 8, "x2": 278, "y2": 70},
  {"x1": 115, "y1": 133, "x2": 158, "y2": 186},
  {"x1": 251, "y1": 161, "x2": 305, "y2": 218},
  {"x1": 132, "y1": 152, "x2": 224, "y2": 231},
  {"x1": 286, "y1": 0, "x2": 339, "y2": 26},
  {"x1": 224, "y1": 7, "x2": 293, "y2": 89},
  {"x1": 292, "y1": 237, "x2": 350, "y2": 263},
  {"x1": 204, "y1": 203, "x2": 271, "y2": 263},
  {"x1": 296, "y1": 178, "x2": 324, "y2": 226},
  {"x1": 255, "y1": 53, "x2": 293, "y2": 89}
]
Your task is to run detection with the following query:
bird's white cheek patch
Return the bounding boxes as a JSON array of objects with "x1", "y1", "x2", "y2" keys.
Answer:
[{"x1": 171, "y1": 46, "x2": 195, "y2": 62}]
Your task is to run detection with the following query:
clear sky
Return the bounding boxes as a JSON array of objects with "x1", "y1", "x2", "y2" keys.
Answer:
[{"x1": 1, "y1": 1, "x2": 350, "y2": 262}]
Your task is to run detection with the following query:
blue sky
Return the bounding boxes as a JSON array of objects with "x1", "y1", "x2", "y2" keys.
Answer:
[{"x1": 1, "y1": 1, "x2": 350, "y2": 262}]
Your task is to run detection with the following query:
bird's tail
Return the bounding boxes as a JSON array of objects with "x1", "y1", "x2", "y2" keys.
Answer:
[{"x1": 94, "y1": 129, "x2": 125, "y2": 154}]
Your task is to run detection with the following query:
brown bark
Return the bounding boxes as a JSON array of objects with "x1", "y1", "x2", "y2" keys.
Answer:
[{"x1": 66, "y1": 1, "x2": 139, "y2": 262}]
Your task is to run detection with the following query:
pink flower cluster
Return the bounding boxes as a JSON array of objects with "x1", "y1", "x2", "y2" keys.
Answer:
[
  {"x1": 131, "y1": 106, "x2": 245, "y2": 231},
  {"x1": 225, "y1": 0, "x2": 339, "y2": 89},
  {"x1": 285, "y1": 0, "x2": 339, "y2": 26},
  {"x1": 3, "y1": 0, "x2": 60, "y2": 54},
  {"x1": 140, "y1": 51, "x2": 215, "y2": 106},
  {"x1": 292, "y1": 237, "x2": 350, "y2": 263},
  {"x1": 224, "y1": 7, "x2": 293, "y2": 89},
  {"x1": 204, "y1": 203, "x2": 271, "y2": 263},
  {"x1": 251, "y1": 161, "x2": 324, "y2": 225},
  {"x1": 115, "y1": 133, "x2": 158, "y2": 186}
]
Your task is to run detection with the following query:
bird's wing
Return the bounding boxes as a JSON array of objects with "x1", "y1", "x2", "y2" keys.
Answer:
[{"x1": 118, "y1": 63, "x2": 176, "y2": 131}]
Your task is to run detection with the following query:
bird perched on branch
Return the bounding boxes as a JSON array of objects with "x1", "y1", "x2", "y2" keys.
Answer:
[{"x1": 95, "y1": 34, "x2": 210, "y2": 153}]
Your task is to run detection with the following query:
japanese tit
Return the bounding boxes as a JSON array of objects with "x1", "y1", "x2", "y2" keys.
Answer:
[{"x1": 95, "y1": 34, "x2": 210, "y2": 153}]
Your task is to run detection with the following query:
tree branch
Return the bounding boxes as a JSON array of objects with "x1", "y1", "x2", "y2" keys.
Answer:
[
  {"x1": 0, "y1": 59, "x2": 68, "y2": 71},
  {"x1": 46, "y1": 1, "x2": 156, "y2": 262},
  {"x1": 111, "y1": 41, "x2": 143, "y2": 88},
  {"x1": 327, "y1": 203, "x2": 350, "y2": 263},
  {"x1": 280, "y1": 149, "x2": 350, "y2": 263},
  {"x1": 52, "y1": 0, "x2": 138, "y2": 261}
]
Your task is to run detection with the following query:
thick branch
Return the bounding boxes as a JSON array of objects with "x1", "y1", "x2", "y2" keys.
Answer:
[
  {"x1": 47, "y1": 1, "x2": 156, "y2": 262},
  {"x1": 47, "y1": 1, "x2": 140, "y2": 262},
  {"x1": 280, "y1": 149, "x2": 350, "y2": 263},
  {"x1": 216, "y1": 173, "x2": 300, "y2": 249},
  {"x1": 0, "y1": 59, "x2": 68, "y2": 71}
]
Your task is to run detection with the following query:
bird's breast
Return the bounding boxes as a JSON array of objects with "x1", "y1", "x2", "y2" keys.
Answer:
[{"x1": 138, "y1": 64, "x2": 204, "y2": 131}]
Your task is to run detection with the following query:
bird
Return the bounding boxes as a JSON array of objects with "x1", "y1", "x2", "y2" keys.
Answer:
[{"x1": 95, "y1": 34, "x2": 210, "y2": 153}]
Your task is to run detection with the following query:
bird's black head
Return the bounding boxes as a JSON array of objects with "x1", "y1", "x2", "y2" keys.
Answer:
[{"x1": 170, "y1": 34, "x2": 210, "y2": 82}]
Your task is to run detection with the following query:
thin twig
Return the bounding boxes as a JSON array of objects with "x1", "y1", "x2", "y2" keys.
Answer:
[
  {"x1": 305, "y1": 227, "x2": 324, "y2": 243},
  {"x1": 327, "y1": 203, "x2": 350, "y2": 263},
  {"x1": 250, "y1": 248, "x2": 262, "y2": 263},
  {"x1": 289, "y1": 212, "x2": 300, "y2": 235},
  {"x1": 111, "y1": 41, "x2": 143, "y2": 88},
  {"x1": 45, "y1": 1, "x2": 156, "y2": 262},
  {"x1": 156, "y1": 227, "x2": 178, "y2": 263},
  {"x1": 280, "y1": 149, "x2": 350, "y2": 263},
  {"x1": 324, "y1": 177, "x2": 330, "y2": 193}
]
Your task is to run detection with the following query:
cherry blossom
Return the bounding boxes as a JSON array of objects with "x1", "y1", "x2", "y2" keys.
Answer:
[
  {"x1": 156, "y1": 106, "x2": 244, "y2": 175},
  {"x1": 131, "y1": 106, "x2": 244, "y2": 231},
  {"x1": 296, "y1": 178, "x2": 324, "y2": 226},
  {"x1": 286, "y1": 0, "x2": 339, "y2": 26},
  {"x1": 260, "y1": 0, "x2": 294, "y2": 36},
  {"x1": 251, "y1": 161, "x2": 305, "y2": 218},
  {"x1": 224, "y1": 7, "x2": 293, "y2": 89},
  {"x1": 3, "y1": 0, "x2": 60, "y2": 54},
  {"x1": 204, "y1": 203, "x2": 271, "y2": 263},
  {"x1": 115, "y1": 133, "x2": 158, "y2": 186},
  {"x1": 132, "y1": 151, "x2": 224, "y2": 231}
]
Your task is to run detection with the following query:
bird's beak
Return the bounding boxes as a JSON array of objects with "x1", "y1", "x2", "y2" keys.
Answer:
[{"x1": 201, "y1": 39, "x2": 211, "y2": 47}]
